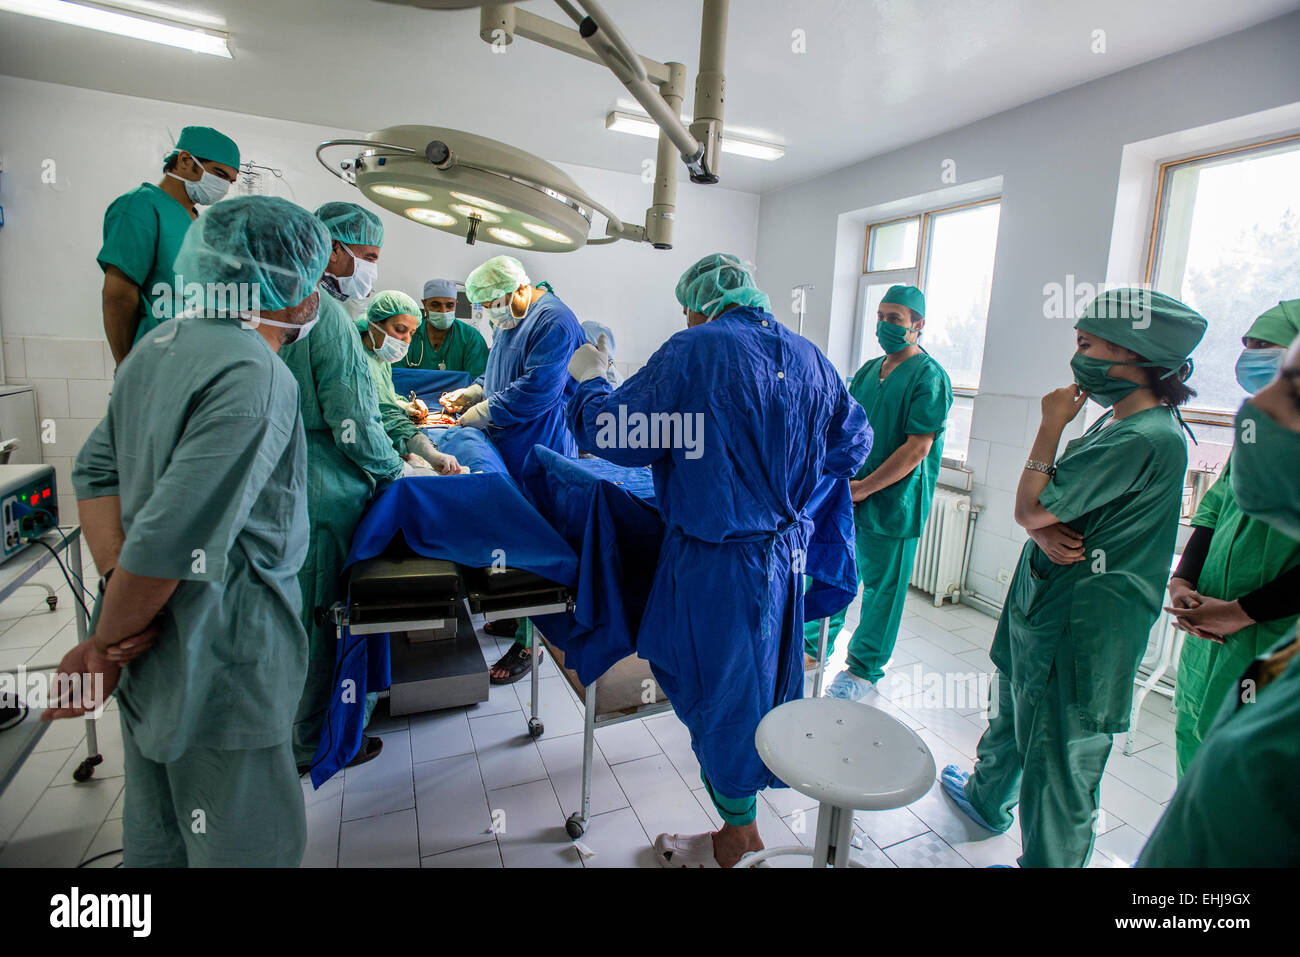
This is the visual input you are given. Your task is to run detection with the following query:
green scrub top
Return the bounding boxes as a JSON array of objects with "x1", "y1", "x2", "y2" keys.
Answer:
[
  {"x1": 400, "y1": 318, "x2": 489, "y2": 378},
  {"x1": 996, "y1": 405, "x2": 1188, "y2": 733},
  {"x1": 850, "y1": 351, "x2": 952, "y2": 538},
  {"x1": 1174, "y1": 457, "x2": 1300, "y2": 766},
  {"x1": 354, "y1": 318, "x2": 418, "y2": 455},
  {"x1": 97, "y1": 183, "x2": 196, "y2": 344},
  {"x1": 72, "y1": 315, "x2": 309, "y2": 763},
  {"x1": 1140, "y1": 636, "x2": 1300, "y2": 866}
]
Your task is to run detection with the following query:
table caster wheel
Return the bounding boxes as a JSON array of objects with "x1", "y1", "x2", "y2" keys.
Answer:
[
  {"x1": 527, "y1": 717, "x2": 544, "y2": 738},
  {"x1": 46, "y1": 596, "x2": 58, "y2": 611},
  {"x1": 73, "y1": 754, "x2": 103, "y2": 783},
  {"x1": 566, "y1": 814, "x2": 586, "y2": 839}
]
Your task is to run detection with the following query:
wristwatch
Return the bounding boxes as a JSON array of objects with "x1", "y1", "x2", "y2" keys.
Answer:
[{"x1": 1025, "y1": 458, "x2": 1057, "y2": 477}]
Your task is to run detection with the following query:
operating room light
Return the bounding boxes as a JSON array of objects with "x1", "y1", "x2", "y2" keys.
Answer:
[
  {"x1": 0, "y1": 0, "x2": 234, "y2": 58},
  {"x1": 488, "y1": 228, "x2": 533, "y2": 247},
  {"x1": 449, "y1": 204, "x2": 502, "y2": 224},
  {"x1": 449, "y1": 192, "x2": 511, "y2": 214},
  {"x1": 372, "y1": 185, "x2": 433, "y2": 202},
  {"x1": 405, "y1": 207, "x2": 457, "y2": 227},
  {"x1": 520, "y1": 222, "x2": 574, "y2": 245},
  {"x1": 605, "y1": 110, "x2": 784, "y2": 162}
]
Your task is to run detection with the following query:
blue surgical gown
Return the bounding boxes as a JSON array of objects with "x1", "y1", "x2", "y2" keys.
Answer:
[
  {"x1": 478, "y1": 291, "x2": 587, "y2": 477},
  {"x1": 567, "y1": 306, "x2": 871, "y2": 798}
]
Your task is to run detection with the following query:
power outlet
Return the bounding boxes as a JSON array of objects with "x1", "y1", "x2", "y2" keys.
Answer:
[{"x1": 996, "y1": 568, "x2": 1013, "y2": 585}]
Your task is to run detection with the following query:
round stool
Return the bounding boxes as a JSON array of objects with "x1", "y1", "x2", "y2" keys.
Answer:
[{"x1": 741, "y1": 697, "x2": 936, "y2": 868}]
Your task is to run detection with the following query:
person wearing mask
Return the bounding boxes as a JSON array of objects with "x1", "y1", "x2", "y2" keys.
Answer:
[
  {"x1": 357, "y1": 290, "x2": 466, "y2": 473},
  {"x1": 1166, "y1": 299, "x2": 1300, "y2": 775},
  {"x1": 803, "y1": 285, "x2": 952, "y2": 696},
  {"x1": 46, "y1": 196, "x2": 328, "y2": 866},
  {"x1": 567, "y1": 254, "x2": 871, "y2": 867},
  {"x1": 98, "y1": 125, "x2": 240, "y2": 365},
  {"x1": 280, "y1": 201, "x2": 406, "y2": 774},
  {"x1": 441, "y1": 255, "x2": 587, "y2": 684},
  {"x1": 941, "y1": 289, "x2": 1206, "y2": 868},
  {"x1": 402, "y1": 278, "x2": 489, "y2": 377},
  {"x1": 1139, "y1": 333, "x2": 1300, "y2": 866}
]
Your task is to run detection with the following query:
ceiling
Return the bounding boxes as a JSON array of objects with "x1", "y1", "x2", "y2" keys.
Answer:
[{"x1": 2, "y1": 0, "x2": 1298, "y2": 194}]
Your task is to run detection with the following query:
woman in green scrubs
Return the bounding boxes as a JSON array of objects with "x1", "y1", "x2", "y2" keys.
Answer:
[
  {"x1": 942, "y1": 289, "x2": 1206, "y2": 868},
  {"x1": 1167, "y1": 300, "x2": 1300, "y2": 775},
  {"x1": 401, "y1": 278, "x2": 489, "y2": 377},
  {"x1": 1141, "y1": 335, "x2": 1300, "y2": 866}
]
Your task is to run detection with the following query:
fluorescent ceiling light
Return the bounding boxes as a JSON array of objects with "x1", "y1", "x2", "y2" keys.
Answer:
[
  {"x1": 605, "y1": 110, "x2": 784, "y2": 162},
  {"x1": 0, "y1": 0, "x2": 233, "y2": 58}
]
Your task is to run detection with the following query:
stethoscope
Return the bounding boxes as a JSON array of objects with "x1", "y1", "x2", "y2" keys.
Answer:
[{"x1": 404, "y1": 318, "x2": 448, "y2": 370}]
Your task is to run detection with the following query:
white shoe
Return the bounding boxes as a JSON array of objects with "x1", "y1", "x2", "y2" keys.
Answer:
[{"x1": 823, "y1": 669, "x2": 873, "y2": 701}]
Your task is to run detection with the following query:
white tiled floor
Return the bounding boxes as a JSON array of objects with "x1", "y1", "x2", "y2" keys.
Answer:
[{"x1": 0, "y1": 583, "x2": 1180, "y2": 868}]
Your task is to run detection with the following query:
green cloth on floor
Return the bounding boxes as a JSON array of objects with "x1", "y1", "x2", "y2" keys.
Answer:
[
  {"x1": 702, "y1": 772, "x2": 757, "y2": 827},
  {"x1": 965, "y1": 659, "x2": 1112, "y2": 868},
  {"x1": 1173, "y1": 458, "x2": 1300, "y2": 776},
  {"x1": 802, "y1": 530, "x2": 919, "y2": 683},
  {"x1": 120, "y1": 712, "x2": 305, "y2": 867}
]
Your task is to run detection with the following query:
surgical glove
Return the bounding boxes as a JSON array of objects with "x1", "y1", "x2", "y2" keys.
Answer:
[
  {"x1": 441, "y1": 383, "x2": 484, "y2": 413},
  {"x1": 401, "y1": 460, "x2": 427, "y2": 477},
  {"x1": 430, "y1": 451, "x2": 468, "y2": 475},
  {"x1": 405, "y1": 432, "x2": 442, "y2": 466},
  {"x1": 568, "y1": 334, "x2": 611, "y2": 383},
  {"x1": 457, "y1": 400, "x2": 491, "y2": 430}
]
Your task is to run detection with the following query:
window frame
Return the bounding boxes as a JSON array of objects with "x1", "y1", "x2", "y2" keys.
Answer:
[{"x1": 1144, "y1": 131, "x2": 1300, "y2": 427}]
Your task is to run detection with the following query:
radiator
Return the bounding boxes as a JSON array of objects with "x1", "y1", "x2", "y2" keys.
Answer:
[{"x1": 910, "y1": 488, "x2": 973, "y2": 606}]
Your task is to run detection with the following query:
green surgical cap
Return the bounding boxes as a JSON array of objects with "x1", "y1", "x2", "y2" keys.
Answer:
[
  {"x1": 167, "y1": 126, "x2": 240, "y2": 170},
  {"x1": 1075, "y1": 288, "x2": 1207, "y2": 374},
  {"x1": 314, "y1": 201, "x2": 385, "y2": 248},
  {"x1": 466, "y1": 255, "x2": 530, "y2": 304},
  {"x1": 880, "y1": 284, "x2": 925, "y2": 318},
  {"x1": 367, "y1": 290, "x2": 421, "y2": 324},
  {"x1": 1244, "y1": 299, "x2": 1300, "y2": 349},
  {"x1": 675, "y1": 253, "x2": 771, "y2": 319},
  {"x1": 172, "y1": 196, "x2": 330, "y2": 314}
]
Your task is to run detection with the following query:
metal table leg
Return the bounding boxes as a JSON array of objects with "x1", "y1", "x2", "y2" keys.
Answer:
[
  {"x1": 68, "y1": 533, "x2": 103, "y2": 783},
  {"x1": 525, "y1": 619, "x2": 543, "y2": 738},
  {"x1": 566, "y1": 681, "x2": 598, "y2": 839},
  {"x1": 812, "y1": 618, "x2": 830, "y2": 699}
]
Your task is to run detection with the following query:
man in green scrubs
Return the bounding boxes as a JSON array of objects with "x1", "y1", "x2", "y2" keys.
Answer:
[
  {"x1": 51, "y1": 196, "x2": 330, "y2": 866},
  {"x1": 280, "y1": 202, "x2": 404, "y2": 773},
  {"x1": 98, "y1": 125, "x2": 240, "y2": 366},
  {"x1": 400, "y1": 278, "x2": 489, "y2": 377},
  {"x1": 808, "y1": 285, "x2": 952, "y2": 700},
  {"x1": 942, "y1": 289, "x2": 1206, "y2": 868},
  {"x1": 357, "y1": 290, "x2": 465, "y2": 472},
  {"x1": 1167, "y1": 300, "x2": 1300, "y2": 775},
  {"x1": 1141, "y1": 335, "x2": 1300, "y2": 866}
]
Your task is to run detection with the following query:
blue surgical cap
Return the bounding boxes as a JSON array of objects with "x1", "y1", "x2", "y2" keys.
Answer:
[
  {"x1": 314, "y1": 201, "x2": 384, "y2": 247},
  {"x1": 581, "y1": 320, "x2": 616, "y2": 357},
  {"x1": 422, "y1": 278, "x2": 459, "y2": 301},
  {"x1": 172, "y1": 196, "x2": 330, "y2": 314},
  {"x1": 675, "y1": 253, "x2": 771, "y2": 319}
]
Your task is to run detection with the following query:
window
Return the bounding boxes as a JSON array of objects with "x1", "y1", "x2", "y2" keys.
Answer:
[
  {"x1": 1148, "y1": 134, "x2": 1300, "y2": 419},
  {"x1": 857, "y1": 199, "x2": 1002, "y2": 463}
]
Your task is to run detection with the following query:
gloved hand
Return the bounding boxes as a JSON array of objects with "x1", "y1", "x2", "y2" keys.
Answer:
[
  {"x1": 457, "y1": 400, "x2": 491, "y2": 430},
  {"x1": 568, "y1": 334, "x2": 611, "y2": 383},
  {"x1": 430, "y1": 451, "x2": 469, "y2": 475},
  {"x1": 440, "y1": 383, "x2": 484, "y2": 413}
]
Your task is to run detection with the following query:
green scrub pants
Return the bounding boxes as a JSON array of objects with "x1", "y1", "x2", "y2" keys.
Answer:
[
  {"x1": 964, "y1": 664, "x2": 1112, "y2": 868},
  {"x1": 702, "y1": 773, "x2": 757, "y2": 827},
  {"x1": 803, "y1": 530, "x2": 919, "y2": 683},
  {"x1": 120, "y1": 714, "x2": 306, "y2": 868}
]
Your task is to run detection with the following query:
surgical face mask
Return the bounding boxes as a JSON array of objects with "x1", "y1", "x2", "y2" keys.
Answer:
[
  {"x1": 241, "y1": 304, "x2": 320, "y2": 345},
  {"x1": 1070, "y1": 353, "x2": 1142, "y2": 408},
  {"x1": 1235, "y1": 347, "x2": 1285, "y2": 395},
  {"x1": 1231, "y1": 401, "x2": 1300, "y2": 540},
  {"x1": 370, "y1": 322, "x2": 409, "y2": 363},
  {"x1": 485, "y1": 295, "x2": 520, "y2": 330},
  {"x1": 167, "y1": 159, "x2": 230, "y2": 206},
  {"x1": 332, "y1": 244, "x2": 377, "y2": 301},
  {"x1": 876, "y1": 320, "x2": 913, "y2": 354},
  {"x1": 426, "y1": 309, "x2": 456, "y2": 331}
]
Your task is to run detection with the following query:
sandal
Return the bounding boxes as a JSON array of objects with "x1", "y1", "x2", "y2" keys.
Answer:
[
  {"x1": 489, "y1": 643, "x2": 542, "y2": 685},
  {"x1": 653, "y1": 832, "x2": 720, "y2": 868},
  {"x1": 345, "y1": 734, "x2": 384, "y2": 768}
]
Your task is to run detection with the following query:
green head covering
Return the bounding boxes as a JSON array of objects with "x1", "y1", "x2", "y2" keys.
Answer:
[
  {"x1": 675, "y1": 253, "x2": 771, "y2": 319},
  {"x1": 167, "y1": 126, "x2": 240, "y2": 170},
  {"x1": 314, "y1": 201, "x2": 385, "y2": 248},
  {"x1": 466, "y1": 255, "x2": 530, "y2": 304},
  {"x1": 879, "y1": 284, "x2": 925, "y2": 318},
  {"x1": 1075, "y1": 289, "x2": 1207, "y2": 376},
  {"x1": 1244, "y1": 300, "x2": 1300, "y2": 349},
  {"x1": 366, "y1": 290, "x2": 421, "y2": 325}
]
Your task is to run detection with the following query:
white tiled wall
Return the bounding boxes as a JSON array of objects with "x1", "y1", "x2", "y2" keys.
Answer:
[{"x1": 3, "y1": 336, "x2": 116, "y2": 507}]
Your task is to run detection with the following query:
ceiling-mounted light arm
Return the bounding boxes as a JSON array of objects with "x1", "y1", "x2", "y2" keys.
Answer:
[{"x1": 315, "y1": 138, "x2": 422, "y2": 184}]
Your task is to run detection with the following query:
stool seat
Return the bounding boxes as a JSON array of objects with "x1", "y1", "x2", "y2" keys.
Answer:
[{"x1": 755, "y1": 697, "x2": 935, "y2": 811}]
